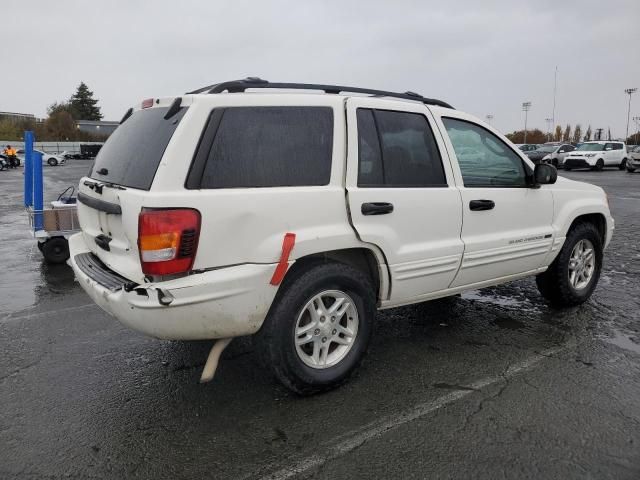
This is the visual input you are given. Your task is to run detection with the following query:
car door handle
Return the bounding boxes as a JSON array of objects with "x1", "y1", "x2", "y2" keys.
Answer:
[
  {"x1": 361, "y1": 202, "x2": 394, "y2": 216},
  {"x1": 469, "y1": 199, "x2": 495, "y2": 211}
]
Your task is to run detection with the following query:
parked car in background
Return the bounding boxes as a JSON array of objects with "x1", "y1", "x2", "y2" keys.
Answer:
[
  {"x1": 15, "y1": 149, "x2": 66, "y2": 166},
  {"x1": 563, "y1": 141, "x2": 627, "y2": 171},
  {"x1": 626, "y1": 145, "x2": 640, "y2": 172},
  {"x1": 516, "y1": 144, "x2": 538, "y2": 152},
  {"x1": 61, "y1": 151, "x2": 82, "y2": 160},
  {"x1": 541, "y1": 143, "x2": 576, "y2": 168},
  {"x1": 524, "y1": 144, "x2": 557, "y2": 164}
]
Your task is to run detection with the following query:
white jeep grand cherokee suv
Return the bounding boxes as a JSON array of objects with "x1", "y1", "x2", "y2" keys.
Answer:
[{"x1": 68, "y1": 78, "x2": 614, "y2": 394}]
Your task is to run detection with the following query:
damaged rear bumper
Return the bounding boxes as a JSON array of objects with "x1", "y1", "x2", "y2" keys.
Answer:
[{"x1": 67, "y1": 233, "x2": 278, "y2": 340}]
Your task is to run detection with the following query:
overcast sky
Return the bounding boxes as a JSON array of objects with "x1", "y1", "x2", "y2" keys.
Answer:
[{"x1": 2, "y1": 0, "x2": 639, "y2": 137}]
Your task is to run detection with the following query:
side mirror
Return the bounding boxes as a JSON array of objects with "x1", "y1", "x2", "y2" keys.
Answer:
[{"x1": 533, "y1": 163, "x2": 557, "y2": 186}]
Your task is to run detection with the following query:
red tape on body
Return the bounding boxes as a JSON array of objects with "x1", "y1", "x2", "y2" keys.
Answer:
[{"x1": 270, "y1": 233, "x2": 296, "y2": 286}]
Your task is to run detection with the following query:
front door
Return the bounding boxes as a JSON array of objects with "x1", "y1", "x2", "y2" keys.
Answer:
[
  {"x1": 345, "y1": 98, "x2": 464, "y2": 303},
  {"x1": 437, "y1": 115, "x2": 554, "y2": 288}
]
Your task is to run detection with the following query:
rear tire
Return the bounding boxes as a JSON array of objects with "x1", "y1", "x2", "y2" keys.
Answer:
[
  {"x1": 619, "y1": 158, "x2": 627, "y2": 170},
  {"x1": 256, "y1": 262, "x2": 375, "y2": 395},
  {"x1": 536, "y1": 222, "x2": 603, "y2": 308},
  {"x1": 41, "y1": 237, "x2": 70, "y2": 264}
]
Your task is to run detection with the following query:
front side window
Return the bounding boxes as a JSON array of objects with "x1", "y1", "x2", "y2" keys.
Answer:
[
  {"x1": 356, "y1": 108, "x2": 446, "y2": 187},
  {"x1": 197, "y1": 107, "x2": 333, "y2": 188},
  {"x1": 442, "y1": 117, "x2": 528, "y2": 187}
]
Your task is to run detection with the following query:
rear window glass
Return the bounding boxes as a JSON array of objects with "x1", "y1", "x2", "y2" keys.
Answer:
[
  {"x1": 196, "y1": 107, "x2": 333, "y2": 188},
  {"x1": 90, "y1": 106, "x2": 187, "y2": 190}
]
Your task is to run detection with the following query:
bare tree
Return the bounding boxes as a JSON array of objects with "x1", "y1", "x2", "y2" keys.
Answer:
[
  {"x1": 563, "y1": 124, "x2": 572, "y2": 142},
  {"x1": 554, "y1": 125, "x2": 563, "y2": 141},
  {"x1": 572, "y1": 124, "x2": 582, "y2": 143},
  {"x1": 584, "y1": 125, "x2": 592, "y2": 141}
]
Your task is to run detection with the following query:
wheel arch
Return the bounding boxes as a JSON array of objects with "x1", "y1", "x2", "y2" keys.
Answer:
[
  {"x1": 567, "y1": 213, "x2": 607, "y2": 246},
  {"x1": 283, "y1": 247, "x2": 389, "y2": 304}
]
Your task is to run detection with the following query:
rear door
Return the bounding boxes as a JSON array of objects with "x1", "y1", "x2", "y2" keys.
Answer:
[
  {"x1": 436, "y1": 114, "x2": 554, "y2": 287},
  {"x1": 345, "y1": 98, "x2": 463, "y2": 303}
]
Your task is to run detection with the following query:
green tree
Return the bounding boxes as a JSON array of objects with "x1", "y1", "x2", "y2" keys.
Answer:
[
  {"x1": 69, "y1": 82, "x2": 102, "y2": 120},
  {"x1": 505, "y1": 129, "x2": 547, "y2": 144},
  {"x1": 554, "y1": 125, "x2": 562, "y2": 141},
  {"x1": 47, "y1": 101, "x2": 78, "y2": 119},
  {"x1": 44, "y1": 110, "x2": 77, "y2": 140},
  {"x1": 584, "y1": 125, "x2": 592, "y2": 141},
  {"x1": 572, "y1": 124, "x2": 582, "y2": 143},
  {"x1": 563, "y1": 124, "x2": 571, "y2": 142}
]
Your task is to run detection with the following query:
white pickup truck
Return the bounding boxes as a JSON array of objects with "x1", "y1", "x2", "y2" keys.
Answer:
[{"x1": 68, "y1": 78, "x2": 614, "y2": 394}]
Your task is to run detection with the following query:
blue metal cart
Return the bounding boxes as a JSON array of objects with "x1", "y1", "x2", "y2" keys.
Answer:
[{"x1": 24, "y1": 131, "x2": 79, "y2": 264}]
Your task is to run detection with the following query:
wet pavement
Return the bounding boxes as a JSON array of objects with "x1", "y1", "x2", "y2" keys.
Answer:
[{"x1": 1, "y1": 161, "x2": 639, "y2": 479}]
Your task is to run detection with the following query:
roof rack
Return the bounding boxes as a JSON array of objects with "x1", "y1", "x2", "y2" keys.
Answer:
[{"x1": 186, "y1": 77, "x2": 454, "y2": 109}]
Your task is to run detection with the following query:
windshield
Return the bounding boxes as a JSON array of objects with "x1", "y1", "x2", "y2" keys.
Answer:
[
  {"x1": 90, "y1": 106, "x2": 187, "y2": 189},
  {"x1": 536, "y1": 146, "x2": 556, "y2": 153},
  {"x1": 576, "y1": 143, "x2": 605, "y2": 151}
]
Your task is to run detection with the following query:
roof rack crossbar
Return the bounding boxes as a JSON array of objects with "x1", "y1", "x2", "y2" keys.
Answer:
[{"x1": 186, "y1": 77, "x2": 454, "y2": 109}]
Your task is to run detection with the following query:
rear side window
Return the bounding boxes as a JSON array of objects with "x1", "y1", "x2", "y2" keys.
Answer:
[
  {"x1": 90, "y1": 106, "x2": 187, "y2": 190},
  {"x1": 356, "y1": 108, "x2": 446, "y2": 187},
  {"x1": 194, "y1": 107, "x2": 333, "y2": 188}
]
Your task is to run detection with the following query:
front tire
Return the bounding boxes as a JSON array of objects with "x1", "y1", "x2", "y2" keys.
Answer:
[
  {"x1": 627, "y1": 166, "x2": 636, "y2": 173},
  {"x1": 47, "y1": 158, "x2": 58, "y2": 166},
  {"x1": 536, "y1": 222, "x2": 603, "y2": 308},
  {"x1": 592, "y1": 159, "x2": 604, "y2": 171},
  {"x1": 256, "y1": 262, "x2": 375, "y2": 395}
]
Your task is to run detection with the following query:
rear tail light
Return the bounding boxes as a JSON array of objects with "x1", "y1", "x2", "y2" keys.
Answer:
[{"x1": 138, "y1": 208, "x2": 201, "y2": 276}]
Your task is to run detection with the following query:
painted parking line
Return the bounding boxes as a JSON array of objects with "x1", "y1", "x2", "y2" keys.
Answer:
[
  {"x1": 1, "y1": 303, "x2": 98, "y2": 323},
  {"x1": 253, "y1": 343, "x2": 573, "y2": 480}
]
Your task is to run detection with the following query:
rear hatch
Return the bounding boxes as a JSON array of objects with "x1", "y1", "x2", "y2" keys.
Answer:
[{"x1": 76, "y1": 100, "x2": 188, "y2": 282}]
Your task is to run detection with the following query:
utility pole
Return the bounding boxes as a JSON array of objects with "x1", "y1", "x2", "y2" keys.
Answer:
[
  {"x1": 522, "y1": 102, "x2": 532, "y2": 144},
  {"x1": 545, "y1": 117, "x2": 553, "y2": 141},
  {"x1": 625, "y1": 88, "x2": 637, "y2": 142},
  {"x1": 633, "y1": 116, "x2": 640, "y2": 145},
  {"x1": 552, "y1": 66, "x2": 558, "y2": 128},
  {"x1": 485, "y1": 114, "x2": 494, "y2": 125}
]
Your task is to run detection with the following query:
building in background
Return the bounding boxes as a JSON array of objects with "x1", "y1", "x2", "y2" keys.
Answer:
[
  {"x1": 0, "y1": 111, "x2": 40, "y2": 123},
  {"x1": 75, "y1": 120, "x2": 119, "y2": 137}
]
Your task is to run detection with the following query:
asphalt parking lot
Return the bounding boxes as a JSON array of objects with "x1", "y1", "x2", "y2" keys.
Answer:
[{"x1": 1, "y1": 161, "x2": 639, "y2": 479}]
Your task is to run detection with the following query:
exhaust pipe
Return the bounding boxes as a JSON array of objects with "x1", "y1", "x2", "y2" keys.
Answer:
[{"x1": 200, "y1": 338, "x2": 233, "y2": 383}]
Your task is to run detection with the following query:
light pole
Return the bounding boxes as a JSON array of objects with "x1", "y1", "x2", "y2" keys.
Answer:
[
  {"x1": 522, "y1": 102, "x2": 531, "y2": 144},
  {"x1": 552, "y1": 66, "x2": 558, "y2": 129},
  {"x1": 625, "y1": 88, "x2": 637, "y2": 142},
  {"x1": 486, "y1": 114, "x2": 493, "y2": 125},
  {"x1": 545, "y1": 117, "x2": 553, "y2": 141}
]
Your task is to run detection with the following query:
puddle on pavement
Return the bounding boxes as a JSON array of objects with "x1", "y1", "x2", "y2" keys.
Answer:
[
  {"x1": 601, "y1": 328, "x2": 640, "y2": 354},
  {"x1": 461, "y1": 289, "x2": 540, "y2": 312}
]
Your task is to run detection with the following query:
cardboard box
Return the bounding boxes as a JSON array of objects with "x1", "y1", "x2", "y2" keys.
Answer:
[{"x1": 42, "y1": 208, "x2": 78, "y2": 232}]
